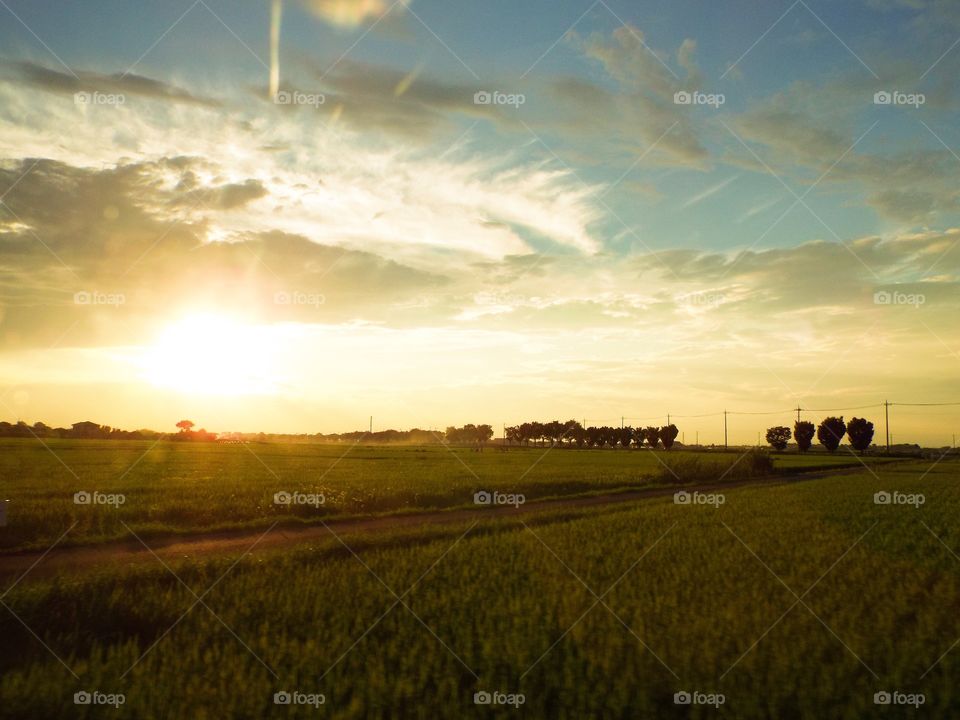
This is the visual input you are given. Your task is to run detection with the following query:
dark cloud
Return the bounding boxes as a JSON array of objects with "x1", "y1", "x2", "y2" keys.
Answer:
[{"x1": 3, "y1": 61, "x2": 222, "y2": 107}]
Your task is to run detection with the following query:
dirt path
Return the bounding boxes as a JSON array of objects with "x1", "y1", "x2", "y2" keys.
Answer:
[{"x1": 0, "y1": 464, "x2": 899, "y2": 582}]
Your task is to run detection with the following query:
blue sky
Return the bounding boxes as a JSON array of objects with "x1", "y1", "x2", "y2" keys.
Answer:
[{"x1": 0, "y1": 0, "x2": 958, "y2": 439}]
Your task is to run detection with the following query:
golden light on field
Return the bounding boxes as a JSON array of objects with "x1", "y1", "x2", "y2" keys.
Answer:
[{"x1": 141, "y1": 314, "x2": 281, "y2": 396}]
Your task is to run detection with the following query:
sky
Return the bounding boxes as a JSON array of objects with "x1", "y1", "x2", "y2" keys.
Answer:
[{"x1": 0, "y1": 0, "x2": 958, "y2": 444}]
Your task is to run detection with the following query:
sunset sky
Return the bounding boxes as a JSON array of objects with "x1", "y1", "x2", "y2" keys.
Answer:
[{"x1": 0, "y1": 0, "x2": 958, "y2": 443}]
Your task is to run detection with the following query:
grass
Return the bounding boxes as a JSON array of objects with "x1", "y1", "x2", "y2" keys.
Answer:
[
  {"x1": 0, "y1": 457, "x2": 957, "y2": 718},
  {"x1": 0, "y1": 439, "x2": 890, "y2": 552}
]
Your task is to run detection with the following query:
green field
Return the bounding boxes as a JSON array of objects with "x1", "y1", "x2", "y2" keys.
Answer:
[
  {"x1": 0, "y1": 453, "x2": 957, "y2": 718},
  {"x1": 0, "y1": 439, "x2": 887, "y2": 551}
]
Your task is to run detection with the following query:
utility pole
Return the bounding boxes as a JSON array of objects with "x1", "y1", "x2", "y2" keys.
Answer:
[
  {"x1": 796, "y1": 405, "x2": 802, "y2": 424},
  {"x1": 884, "y1": 400, "x2": 890, "y2": 453},
  {"x1": 696, "y1": 430, "x2": 699, "y2": 446},
  {"x1": 723, "y1": 410, "x2": 728, "y2": 449},
  {"x1": 667, "y1": 413, "x2": 671, "y2": 425},
  {"x1": 369, "y1": 416, "x2": 373, "y2": 434},
  {"x1": 621, "y1": 416, "x2": 624, "y2": 429}
]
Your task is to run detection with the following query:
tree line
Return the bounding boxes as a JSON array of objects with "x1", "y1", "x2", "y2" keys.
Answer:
[
  {"x1": 504, "y1": 420, "x2": 681, "y2": 449},
  {"x1": 766, "y1": 417, "x2": 875, "y2": 454}
]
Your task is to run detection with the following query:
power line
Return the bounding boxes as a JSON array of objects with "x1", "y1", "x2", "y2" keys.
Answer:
[
  {"x1": 798, "y1": 403, "x2": 884, "y2": 412},
  {"x1": 892, "y1": 402, "x2": 960, "y2": 407}
]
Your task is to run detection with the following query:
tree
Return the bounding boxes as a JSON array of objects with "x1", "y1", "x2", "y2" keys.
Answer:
[
  {"x1": 766, "y1": 426, "x2": 791, "y2": 451},
  {"x1": 794, "y1": 421, "x2": 815, "y2": 452},
  {"x1": 530, "y1": 421, "x2": 545, "y2": 447},
  {"x1": 476, "y1": 424, "x2": 494, "y2": 450},
  {"x1": 817, "y1": 416, "x2": 847, "y2": 453},
  {"x1": 176, "y1": 420, "x2": 195, "y2": 433},
  {"x1": 643, "y1": 426, "x2": 660, "y2": 448},
  {"x1": 618, "y1": 426, "x2": 634, "y2": 449},
  {"x1": 659, "y1": 424, "x2": 679, "y2": 450},
  {"x1": 846, "y1": 417, "x2": 875, "y2": 454}
]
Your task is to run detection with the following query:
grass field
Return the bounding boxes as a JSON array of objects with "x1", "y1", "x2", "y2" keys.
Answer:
[
  {"x1": 0, "y1": 439, "x2": 889, "y2": 551},
  {"x1": 0, "y1": 441, "x2": 956, "y2": 718},
  {"x1": 0, "y1": 456, "x2": 957, "y2": 718}
]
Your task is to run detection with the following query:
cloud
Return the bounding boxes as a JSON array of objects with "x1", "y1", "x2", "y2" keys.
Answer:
[
  {"x1": 2, "y1": 61, "x2": 221, "y2": 107},
  {"x1": 562, "y1": 26, "x2": 711, "y2": 169}
]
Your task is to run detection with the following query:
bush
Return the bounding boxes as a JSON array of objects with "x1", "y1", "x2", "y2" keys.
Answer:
[{"x1": 657, "y1": 450, "x2": 774, "y2": 485}]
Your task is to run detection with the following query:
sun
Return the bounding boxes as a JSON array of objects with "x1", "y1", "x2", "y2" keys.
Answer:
[{"x1": 141, "y1": 313, "x2": 281, "y2": 395}]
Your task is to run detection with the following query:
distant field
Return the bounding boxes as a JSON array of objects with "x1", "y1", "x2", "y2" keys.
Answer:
[
  {"x1": 1, "y1": 459, "x2": 957, "y2": 718},
  {"x1": 0, "y1": 439, "x2": 894, "y2": 551}
]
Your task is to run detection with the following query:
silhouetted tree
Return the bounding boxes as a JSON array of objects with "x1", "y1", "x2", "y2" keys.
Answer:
[
  {"x1": 794, "y1": 421, "x2": 815, "y2": 452},
  {"x1": 643, "y1": 426, "x2": 660, "y2": 448},
  {"x1": 176, "y1": 420, "x2": 195, "y2": 433},
  {"x1": 817, "y1": 416, "x2": 847, "y2": 453},
  {"x1": 846, "y1": 417, "x2": 875, "y2": 454},
  {"x1": 766, "y1": 426, "x2": 791, "y2": 451},
  {"x1": 659, "y1": 424, "x2": 679, "y2": 450}
]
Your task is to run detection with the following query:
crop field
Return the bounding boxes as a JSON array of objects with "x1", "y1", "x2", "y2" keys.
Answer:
[
  {"x1": 0, "y1": 439, "x2": 889, "y2": 551},
  {"x1": 0, "y1": 445, "x2": 957, "y2": 718}
]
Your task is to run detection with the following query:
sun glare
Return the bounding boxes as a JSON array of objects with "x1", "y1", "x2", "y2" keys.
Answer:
[{"x1": 141, "y1": 314, "x2": 281, "y2": 395}]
